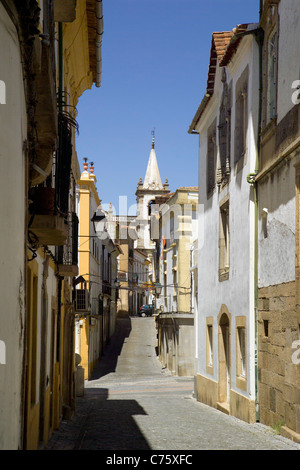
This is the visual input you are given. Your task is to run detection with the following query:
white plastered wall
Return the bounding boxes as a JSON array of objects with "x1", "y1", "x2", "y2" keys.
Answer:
[{"x1": 196, "y1": 35, "x2": 259, "y2": 401}]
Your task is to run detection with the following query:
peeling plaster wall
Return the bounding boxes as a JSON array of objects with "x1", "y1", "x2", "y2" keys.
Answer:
[{"x1": 258, "y1": 162, "x2": 296, "y2": 288}]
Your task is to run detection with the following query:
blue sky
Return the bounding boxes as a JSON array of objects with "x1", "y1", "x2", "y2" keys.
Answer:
[{"x1": 76, "y1": 0, "x2": 259, "y2": 214}]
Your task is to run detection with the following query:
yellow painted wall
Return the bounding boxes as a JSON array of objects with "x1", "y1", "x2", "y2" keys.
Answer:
[
  {"x1": 25, "y1": 258, "x2": 40, "y2": 450},
  {"x1": 52, "y1": 362, "x2": 61, "y2": 430},
  {"x1": 63, "y1": 0, "x2": 94, "y2": 108},
  {"x1": 78, "y1": 319, "x2": 90, "y2": 380},
  {"x1": 42, "y1": 387, "x2": 52, "y2": 443},
  {"x1": 77, "y1": 172, "x2": 102, "y2": 379}
]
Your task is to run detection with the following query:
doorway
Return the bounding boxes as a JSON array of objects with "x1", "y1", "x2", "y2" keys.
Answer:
[{"x1": 218, "y1": 312, "x2": 231, "y2": 407}]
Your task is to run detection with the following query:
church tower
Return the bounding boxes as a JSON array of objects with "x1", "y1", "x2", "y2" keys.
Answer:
[{"x1": 135, "y1": 133, "x2": 170, "y2": 254}]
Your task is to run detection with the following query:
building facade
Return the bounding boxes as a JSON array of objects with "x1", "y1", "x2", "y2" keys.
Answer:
[
  {"x1": 108, "y1": 215, "x2": 137, "y2": 317},
  {"x1": 153, "y1": 187, "x2": 198, "y2": 377},
  {"x1": 0, "y1": 0, "x2": 29, "y2": 449},
  {"x1": 189, "y1": 24, "x2": 260, "y2": 422},
  {"x1": 132, "y1": 249, "x2": 151, "y2": 314},
  {"x1": 255, "y1": 0, "x2": 300, "y2": 442},
  {"x1": 0, "y1": 0, "x2": 103, "y2": 450},
  {"x1": 75, "y1": 161, "x2": 120, "y2": 380}
]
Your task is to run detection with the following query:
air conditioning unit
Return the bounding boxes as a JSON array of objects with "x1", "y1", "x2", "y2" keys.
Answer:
[{"x1": 75, "y1": 289, "x2": 90, "y2": 311}]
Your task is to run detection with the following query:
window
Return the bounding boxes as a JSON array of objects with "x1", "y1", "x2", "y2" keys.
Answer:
[
  {"x1": 263, "y1": 319, "x2": 269, "y2": 338},
  {"x1": 236, "y1": 317, "x2": 247, "y2": 391},
  {"x1": 234, "y1": 67, "x2": 248, "y2": 165},
  {"x1": 237, "y1": 327, "x2": 246, "y2": 378},
  {"x1": 208, "y1": 325, "x2": 213, "y2": 366},
  {"x1": 206, "y1": 121, "x2": 217, "y2": 197},
  {"x1": 148, "y1": 199, "x2": 155, "y2": 216},
  {"x1": 164, "y1": 272, "x2": 167, "y2": 309},
  {"x1": 219, "y1": 200, "x2": 229, "y2": 281},
  {"x1": 206, "y1": 319, "x2": 214, "y2": 374},
  {"x1": 217, "y1": 70, "x2": 232, "y2": 186},
  {"x1": 170, "y1": 214, "x2": 174, "y2": 243},
  {"x1": 267, "y1": 29, "x2": 278, "y2": 123}
]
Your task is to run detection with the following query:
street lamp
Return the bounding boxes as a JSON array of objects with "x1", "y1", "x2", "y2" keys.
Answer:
[
  {"x1": 91, "y1": 207, "x2": 106, "y2": 237},
  {"x1": 155, "y1": 282, "x2": 162, "y2": 296}
]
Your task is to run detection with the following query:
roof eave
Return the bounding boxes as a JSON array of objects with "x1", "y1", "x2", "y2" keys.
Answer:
[{"x1": 188, "y1": 92, "x2": 212, "y2": 134}]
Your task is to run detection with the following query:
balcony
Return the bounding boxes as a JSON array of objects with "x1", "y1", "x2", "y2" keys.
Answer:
[
  {"x1": 29, "y1": 187, "x2": 68, "y2": 246},
  {"x1": 31, "y1": 2, "x2": 58, "y2": 186},
  {"x1": 57, "y1": 212, "x2": 79, "y2": 277}
]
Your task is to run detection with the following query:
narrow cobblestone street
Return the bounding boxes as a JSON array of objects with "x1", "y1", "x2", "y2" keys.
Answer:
[{"x1": 45, "y1": 317, "x2": 300, "y2": 452}]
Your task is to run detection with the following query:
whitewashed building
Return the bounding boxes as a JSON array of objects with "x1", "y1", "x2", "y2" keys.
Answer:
[
  {"x1": 152, "y1": 187, "x2": 198, "y2": 376},
  {"x1": 189, "y1": 23, "x2": 260, "y2": 422}
]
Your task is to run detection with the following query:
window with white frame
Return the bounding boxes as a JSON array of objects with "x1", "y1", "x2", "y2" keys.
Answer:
[{"x1": 206, "y1": 320, "x2": 214, "y2": 374}]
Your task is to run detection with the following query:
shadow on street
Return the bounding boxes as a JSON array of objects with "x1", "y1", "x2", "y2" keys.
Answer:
[
  {"x1": 89, "y1": 317, "x2": 132, "y2": 380},
  {"x1": 74, "y1": 387, "x2": 151, "y2": 450}
]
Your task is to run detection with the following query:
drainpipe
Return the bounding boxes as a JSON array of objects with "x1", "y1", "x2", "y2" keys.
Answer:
[
  {"x1": 95, "y1": 0, "x2": 103, "y2": 88},
  {"x1": 246, "y1": 1, "x2": 264, "y2": 421}
]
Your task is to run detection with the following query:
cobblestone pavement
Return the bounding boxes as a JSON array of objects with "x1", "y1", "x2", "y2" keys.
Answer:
[{"x1": 45, "y1": 317, "x2": 300, "y2": 451}]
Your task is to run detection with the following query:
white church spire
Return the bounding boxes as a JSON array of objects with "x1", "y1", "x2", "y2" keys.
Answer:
[{"x1": 143, "y1": 132, "x2": 163, "y2": 190}]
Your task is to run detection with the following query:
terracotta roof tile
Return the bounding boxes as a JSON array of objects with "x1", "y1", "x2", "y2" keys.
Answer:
[
  {"x1": 213, "y1": 31, "x2": 234, "y2": 62},
  {"x1": 189, "y1": 24, "x2": 252, "y2": 133},
  {"x1": 177, "y1": 186, "x2": 199, "y2": 191},
  {"x1": 220, "y1": 24, "x2": 250, "y2": 66}
]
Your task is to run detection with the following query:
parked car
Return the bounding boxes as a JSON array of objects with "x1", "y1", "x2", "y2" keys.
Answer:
[{"x1": 138, "y1": 304, "x2": 154, "y2": 317}]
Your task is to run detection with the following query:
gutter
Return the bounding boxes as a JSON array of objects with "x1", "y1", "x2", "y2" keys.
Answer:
[{"x1": 95, "y1": 0, "x2": 103, "y2": 88}]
